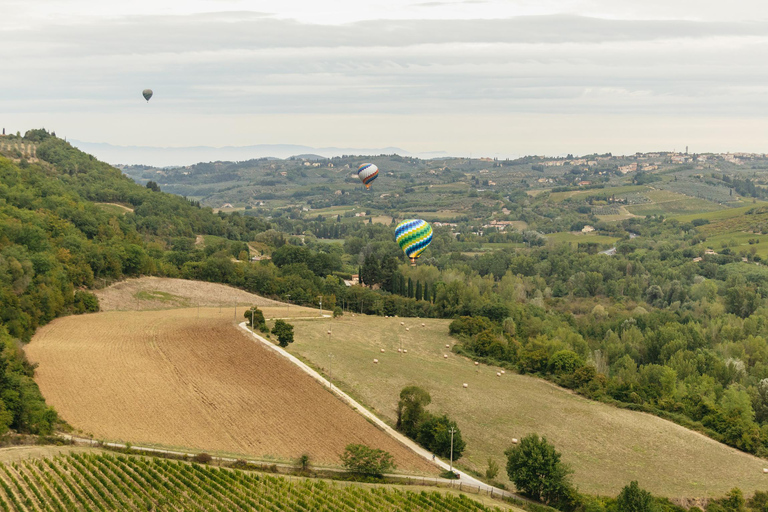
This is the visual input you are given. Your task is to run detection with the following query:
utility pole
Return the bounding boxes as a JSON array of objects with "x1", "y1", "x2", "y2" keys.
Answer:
[
  {"x1": 286, "y1": 294, "x2": 290, "y2": 317},
  {"x1": 328, "y1": 353, "x2": 334, "y2": 390},
  {"x1": 251, "y1": 309, "x2": 255, "y2": 332},
  {"x1": 449, "y1": 427, "x2": 456, "y2": 474},
  {"x1": 319, "y1": 297, "x2": 323, "y2": 317}
]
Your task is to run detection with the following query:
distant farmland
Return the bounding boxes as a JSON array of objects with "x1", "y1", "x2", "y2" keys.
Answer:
[
  {"x1": 26, "y1": 308, "x2": 435, "y2": 474},
  {"x1": 288, "y1": 315, "x2": 768, "y2": 498}
]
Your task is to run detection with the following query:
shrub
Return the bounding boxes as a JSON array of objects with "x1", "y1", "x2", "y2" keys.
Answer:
[
  {"x1": 340, "y1": 444, "x2": 395, "y2": 477},
  {"x1": 192, "y1": 453, "x2": 212, "y2": 464}
]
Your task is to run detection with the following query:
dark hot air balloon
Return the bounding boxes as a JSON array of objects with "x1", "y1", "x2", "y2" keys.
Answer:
[{"x1": 142, "y1": 89, "x2": 153, "y2": 102}]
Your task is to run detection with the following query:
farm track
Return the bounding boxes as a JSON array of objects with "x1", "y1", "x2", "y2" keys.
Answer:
[{"x1": 26, "y1": 308, "x2": 436, "y2": 474}]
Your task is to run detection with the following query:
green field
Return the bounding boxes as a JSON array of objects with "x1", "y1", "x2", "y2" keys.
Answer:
[
  {"x1": 625, "y1": 189, "x2": 726, "y2": 217},
  {"x1": 548, "y1": 185, "x2": 647, "y2": 203},
  {"x1": 0, "y1": 451, "x2": 511, "y2": 511},
  {"x1": 696, "y1": 232, "x2": 768, "y2": 259},
  {"x1": 671, "y1": 202, "x2": 768, "y2": 224},
  {"x1": 546, "y1": 232, "x2": 620, "y2": 246},
  {"x1": 287, "y1": 315, "x2": 768, "y2": 498}
]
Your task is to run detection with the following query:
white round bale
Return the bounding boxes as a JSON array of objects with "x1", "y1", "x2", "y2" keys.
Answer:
[
  {"x1": 400, "y1": 321, "x2": 404, "y2": 325},
  {"x1": 373, "y1": 359, "x2": 379, "y2": 364},
  {"x1": 497, "y1": 372, "x2": 501, "y2": 377},
  {"x1": 444, "y1": 354, "x2": 448, "y2": 359},
  {"x1": 501, "y1": 370, "x2": 506, "y2": 374},
  {"x1": 397, "y1": 348, "x2": 402, "y2": 353},
  {"x1": 462, "y1": 383, "x2": 468, "y2": 388},
  {"x1": 764, "y1": 468, "x2": 768, "y2": 474},
  {"x1": 512, "y1": 438, "x2": 519, "y2": 444},
  {"x1": 421, "y1": 323, "x2": 425, "y2": 327},
  {"x1": 380, "y1": 348, "x2": 385, "y2": 353},
  {"x1": 405, "y1": 327, "x2": 410, "y2": 331},
  {"x1": 445, "y1": 344, "x2": 450, "y2": 348},
  {"x1": 474, "y1": 362, "x2": 479, "y2": 366},
  {"x1": 327, "y1": 330, "x2": 331, "y2": 335},
  {"x1": 403, "y1": 349, "x2": 408, "y2": 353}
]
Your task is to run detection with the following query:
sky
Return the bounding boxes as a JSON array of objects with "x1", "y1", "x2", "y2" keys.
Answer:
[{"x1": 2, "y1": 0, "x2": 768, "y2": 159}]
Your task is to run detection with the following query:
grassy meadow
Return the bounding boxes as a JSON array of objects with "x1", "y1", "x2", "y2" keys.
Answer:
[{"x1": 286, "y1": 314, "x2": 768, "y2": 498}]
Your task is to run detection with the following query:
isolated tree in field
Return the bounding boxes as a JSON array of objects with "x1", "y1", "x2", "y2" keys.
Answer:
[
  {"x1": 340, "y1": 444, "x2": 395, "y2": 477},
  {"x1": 485, "y1": 458, "x2": 499, "y2": 480},
  {"x1": 296, "y1": 454, "x2": 311, "y2": 473},
  {"x1": 244, "y1": 306, "x2": 267, "y2": 331},
  {"x1": 396, "y1": 386, "x2": 431, "y2": 437},
  {"x1": 505, "y1": 434, "x2": 573, "y2": 505},
  {"x1": 271, "y1": 319, "x2": 294, "y2": 347},
  {"x1": 616, "y1": 481, "x2": 654, "y2": 512}
]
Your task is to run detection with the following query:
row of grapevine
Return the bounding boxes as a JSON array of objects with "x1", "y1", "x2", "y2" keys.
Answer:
[{"x1": 0, "y1": 453, "x2": 506, "y2": 511}]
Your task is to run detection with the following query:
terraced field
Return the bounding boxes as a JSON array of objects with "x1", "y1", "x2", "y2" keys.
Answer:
[{"x1": 0, "y1": 453, "x2": 507, "y2": 511}]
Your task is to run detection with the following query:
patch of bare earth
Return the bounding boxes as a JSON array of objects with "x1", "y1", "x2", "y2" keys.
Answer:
[
  {"x1": 95, "y1": 277, "x2": 282, "y2": 311},
  {"x1": 26, "y1": 309, "x2": 435, "y2": 474}
]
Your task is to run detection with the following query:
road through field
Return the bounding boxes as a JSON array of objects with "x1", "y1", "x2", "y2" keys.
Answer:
[
  {"x1": 237, "y1": 321, "x2": 515, "y2": 500},
  {"x1": 26, "y1": 308, "x2": 436, "y2": 474}
]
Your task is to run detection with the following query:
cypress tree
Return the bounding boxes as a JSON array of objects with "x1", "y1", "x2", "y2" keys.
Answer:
[
  {"x1": 408, "y1": 277, "x2": 414, "y2": 298},
  {"x1": 415, "y1": 281, "x2": 423, "y2": 301},
  {"x1": 423, "y1": 281, "x2": 429, "y2": 303}
]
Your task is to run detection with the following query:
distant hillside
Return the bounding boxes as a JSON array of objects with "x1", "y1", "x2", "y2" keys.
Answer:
[{"x1": 70, "y1": 139, "x2": 448, "y2": 167}]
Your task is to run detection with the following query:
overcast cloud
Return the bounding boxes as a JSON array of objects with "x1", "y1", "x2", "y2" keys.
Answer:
[{"x1": 2, "y1": 0, "x2": 768, "y2": 158}]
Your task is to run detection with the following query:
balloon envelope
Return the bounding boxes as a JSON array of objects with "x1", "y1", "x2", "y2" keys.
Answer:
[
  {"x1": 357, "y1": 163, "x2": 378, "y2": 189},
  {"x1": 395, "y1": 219, "x2": 433, "y2": 264},
  {"x1": 142, "y1": 89, "x2": 153, "y2": 102}
]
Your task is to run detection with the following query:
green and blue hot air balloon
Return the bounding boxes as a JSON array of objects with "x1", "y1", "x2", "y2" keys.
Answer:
[{"x1": 395, "y1": 219, "x2": 433, "y2": 265}]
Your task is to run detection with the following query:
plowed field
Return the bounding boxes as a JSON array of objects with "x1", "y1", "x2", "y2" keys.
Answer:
[{"x1": 26, "y1": 308, "x2": 435, "y2": 474}]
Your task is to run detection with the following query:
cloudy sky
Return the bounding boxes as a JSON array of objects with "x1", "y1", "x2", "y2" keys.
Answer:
[{"x1": 2, "y1": 0, "x2": 768, "y2": 158}]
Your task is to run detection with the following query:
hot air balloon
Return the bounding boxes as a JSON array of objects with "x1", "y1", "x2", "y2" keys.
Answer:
[
  {"x1": 357, "y1": 163, "x2": 378, "y2": 189},
  {"x1": 395, "y1": 219, "x2": 433, "y2": 265},
  {"x1": 142, "y1": 89, "x2": 153, "y2": 102}
]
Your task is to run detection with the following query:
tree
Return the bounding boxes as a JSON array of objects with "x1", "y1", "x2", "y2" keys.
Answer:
[
  {"x1": 340, "y1": 444, "x2": 395, "y2": 477},
  {"x1": 361, "y1": 254, "x2": 380, "y2": 287},
  {"x1": 296, "y1": 454, "x2": 311, "y2": 473},
  {"x1": 505, "y1": 434, "x2": 573, "y2": 504},
  {"x1": 244, "y1": 307, "x2": 267, "y2": 331},
  {"x1": 616, "y1": 481, "x2": 655, "y2": 512},
  {"x1": 271, "y1": 319, "x2": 294, "y2": 347},
  {"x1": 396, "y1": 386, "x2": 431, "y2": 437},
  {"x1": 486, "y1": 458, "x2": 499, "y2": 480},
  {"x1": 416, "y1": 414, "x2": 465, "y2": 459}
]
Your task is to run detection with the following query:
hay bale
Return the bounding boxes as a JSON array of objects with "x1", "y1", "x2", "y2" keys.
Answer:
[
  {"x1": 445, "y1": 344, "x2": 450, "y2": 348},
  {"x1": 462, "y1": 383, "x2": 468, "y2": 388},
  {"x1": 496, "y1": 372, "x2": 501, "y2": 377},
  {"x1": 501, "y1": 370, "x2": 505, "y2": 374},
  {"x1": 400, "y1": 321, "x2": 404, "y2": 325},
  {"x1": 380, "y1": 348, "x2": 385, "y2": 353},
  {"x1": 444, "y1": 354, "x2": 448, "y2": 359},
  {"x1": 511, "y1": 438, "x2": 519, "y2": 444},
  {"x1": 421, "y1": 323, "x2": 425, "y2": 327},
  {"x1": 474, "y1": 362, "x2": 479, "y2": 366},
  {"x1": 403, "y1": 349, "x2": 408, "y2": 354},
  {"x1": 373, "y1": 359, "x2": 379, "y2": 364},
  {"x1": 405, "y1": 327, "x2": 410, "y2": 331},
  {"x1": 397, "y1": 348, "x2": 402, "y2": 353}
]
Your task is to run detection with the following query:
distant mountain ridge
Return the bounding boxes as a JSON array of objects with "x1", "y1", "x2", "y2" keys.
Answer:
[{"x1": 70, "y1": 140, "x2": 450, "y2": 167}]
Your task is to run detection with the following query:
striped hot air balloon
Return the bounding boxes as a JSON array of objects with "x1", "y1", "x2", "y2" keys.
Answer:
[
  {"x1": 357, "y1": 163, "x2": 378, "y2": 189},
  {"x1": 395, "y1": 219, "x2": 433, "y2": 265}
]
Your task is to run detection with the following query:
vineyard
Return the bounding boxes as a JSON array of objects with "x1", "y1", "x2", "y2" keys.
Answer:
[{"x1": 0, "y1": 453, "x2": 506, "y2": 511}]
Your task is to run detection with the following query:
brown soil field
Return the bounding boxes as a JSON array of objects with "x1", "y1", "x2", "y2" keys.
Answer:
[
  {"x1": 26, "y1": 308, "x2": 436, "y2": 474},
  {"x1": 95, "y1": 277, "x2": 284, "y2": 311}
]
